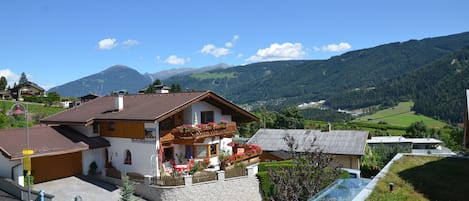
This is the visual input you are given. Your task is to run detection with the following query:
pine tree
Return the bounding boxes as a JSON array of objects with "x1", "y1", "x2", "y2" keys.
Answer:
[
  {"x1": 120, "y1": 175, "x2": 135, "y2": 201},
  {"x1": 19, "y1": 72, "x2": 28, "y2": 85},
  {"x1": 0, "y1": 76, "x2": 7, "y2": 90}
]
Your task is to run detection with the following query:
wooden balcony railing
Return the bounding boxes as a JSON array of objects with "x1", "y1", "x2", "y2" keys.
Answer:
[{"x1": 170, "y1": 122, "x2": 237, "y2": 141}]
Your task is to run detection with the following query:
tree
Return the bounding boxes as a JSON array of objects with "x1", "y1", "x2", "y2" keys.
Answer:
[
  {"x1": 120, "y1": 175, "x2": 135, "y2": 201},
  {"x1": 274, "y1": 107, "x2": 304, "y2": 129},
  {"x1": 405, "y1": 121, "x2": 428, "y2": 138},
  {"x1": 152, "y1": 79, "x2": 161, "y2": 86},
  {"x1": 19, "y1": 72, "x2": 28, "y2": 85},
  {"x1": 268, "y1": 135, "x2": 341, "y2": 201},
  {"x1": 46, "y1": 92, "x2": 61, "y2": 102},
  {"x1": 0, "y1": 76, "x2": 7, "y2": 90},
  {"x1": 170, "y1": 83, "x2": 182, "y2": 92},
  {"x1": 144, "y1": 79, "x2": 163, "y2": 94}
]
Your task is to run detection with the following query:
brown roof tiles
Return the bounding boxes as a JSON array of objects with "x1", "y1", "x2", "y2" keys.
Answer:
[
  {"x1": 41, "y1": 91, "x2": 258, "y2": 125},
  {"x1": 0, "y1": 126, "x2": 89, "y2": 160}
]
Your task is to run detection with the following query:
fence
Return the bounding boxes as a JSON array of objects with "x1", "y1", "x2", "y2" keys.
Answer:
[{"x1": 225, "y1": 166, "x2": 247, "y2": 178}]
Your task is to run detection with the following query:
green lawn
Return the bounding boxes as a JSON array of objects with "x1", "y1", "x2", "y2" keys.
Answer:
[
  {"x1": 367, "y1": 155, "x2": 469, "y2": 201},
  {"x1": 0, "y1": 100, "x2": 65, "y2": 119},
  {"x1": 354, "y1": 102, "x2": 447, "y2": 128}
]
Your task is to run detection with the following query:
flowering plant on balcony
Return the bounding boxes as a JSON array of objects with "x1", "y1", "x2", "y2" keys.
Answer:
[
  {"x1": 174, "y1": 124, "x2": 200, "y2": 135},
  {"x1": 222, "y1": 144, "x2": 262, "y2": 165}
]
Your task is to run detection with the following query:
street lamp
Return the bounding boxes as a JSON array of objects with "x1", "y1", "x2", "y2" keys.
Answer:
[{"x1": 12, "y1": 103, "x2": 33, "y2": 201}]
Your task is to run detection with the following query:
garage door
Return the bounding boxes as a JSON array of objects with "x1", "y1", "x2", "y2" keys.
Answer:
[{"x1": 32, "y1": 152, "x2": 82, "y2": 183}]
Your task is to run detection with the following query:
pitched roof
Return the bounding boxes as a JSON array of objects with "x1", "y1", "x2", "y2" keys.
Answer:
[
  {"x1": 11, "y1": 81, "x2": 45, "y2": 92},
  {"x1": 248, "y1": 129, "x2": 369, "y2": 156},
  {"x1": 367, "y1": 136, "x2": 442, "y2": 144},
  {"x1": 0, "y1": 126, "x2": 89, "y2": 160},
  {"x1": 51, "y1": 126, "x2": 110, "y2": 149},
  {"x1": 41, "y1": 91, "x2": 258, "y2": 125}
]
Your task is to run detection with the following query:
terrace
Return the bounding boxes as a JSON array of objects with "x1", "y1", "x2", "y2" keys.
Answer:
[{"x1": 171, "y1": 121, "x2": 237, "y2": 142}]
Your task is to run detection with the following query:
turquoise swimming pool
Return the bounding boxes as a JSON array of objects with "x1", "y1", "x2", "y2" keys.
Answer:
[{"x1": 309, "y1": 178, "x2": 371, "y2": 201}]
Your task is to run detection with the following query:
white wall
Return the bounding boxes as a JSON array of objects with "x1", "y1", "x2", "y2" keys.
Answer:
[
  {"x1": 104, "y1": 137, "x2": 158, "y2": 176},
  {"x1": 82, "y1": 148, "x2": 106, "y2": 175},
  {"x1": 183, "y1": 101, "x2": 232, "y2": 125},
  {"x1": 0, "y1": 156, "x2": 21, "y2": 182},
  {"x1": 69, "y1": 125, "x2": 98, "y2": 137}
]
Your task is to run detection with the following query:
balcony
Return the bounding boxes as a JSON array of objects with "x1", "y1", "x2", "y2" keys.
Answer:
[{"x1": 171, "y1": 122, "x2": 236, "y2": 142}]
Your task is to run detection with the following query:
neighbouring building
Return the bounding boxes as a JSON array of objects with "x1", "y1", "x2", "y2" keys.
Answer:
[
  {"x1": 247, "y1": 129, "x2": 369, "y2": 170},
  {"x1": 367, "y1": 136, "x2": 455, "y2": 155},
  {"x1": 0, "y1": 91, "x2": 257, "y2": 184},
  {"x1": 10, "y1": 81, "x2": 45, "y2": 101}
]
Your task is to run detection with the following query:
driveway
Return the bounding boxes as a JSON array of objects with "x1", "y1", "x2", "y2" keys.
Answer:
[{"x1": 34, "y1": 175, "x2": 144, "y2": 201}]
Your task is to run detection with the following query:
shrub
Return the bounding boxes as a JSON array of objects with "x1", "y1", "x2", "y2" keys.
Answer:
[{"x1": 88, "y1": 161, "x2": 98, "y2": 175}]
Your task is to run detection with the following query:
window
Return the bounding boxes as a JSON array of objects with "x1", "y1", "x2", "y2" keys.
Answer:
[
  {"x1": 201, "y1": 111, "x2": 214, "y2": 124},
  {"x1": 124, "y1": 150, "x2": 132, "y2": 165},
  {"x1": 145, "y1": 129, "x2": 155, "y2": 138},
  {"x1": 210, "y1": 143, "x2": 218, "y2": 156},
  {"x1": 93, "y1": 123, "x2": 100, "y2": 134},
  {"x1": 164, "y1": 147, "x2": 174, "y2": 162},
  {"x1": 108, "y1": 121, "x2": 115, "y2": 131},
  {"x1": 195, "y1": 145, "x2": 208, "y2": 158},
  {"x1": 185, "y1": 145, "x2": 193, "y2": 159},
  {"x1": 193, "y1": 144, "x2": 218, "y2": 158}
]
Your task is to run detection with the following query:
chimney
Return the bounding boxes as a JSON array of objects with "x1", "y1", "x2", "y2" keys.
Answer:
[{"x1": 115, "y1": 95, "x2": 124, "y2": 111}]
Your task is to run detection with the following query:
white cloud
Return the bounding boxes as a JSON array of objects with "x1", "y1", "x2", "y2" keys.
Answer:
[
  {"x1": 225, "y1": 42, "x2": 234, "y2": 48},
  {"x1": 321, "y1": 42, "x2": 352, "y2": 52},
  {"x1": 97, "y1": 38, "x2": 117, "y2": 50},
  {"x1": 164, "y1": 55, "x2": 189, "y2": 65},
  {"x1": 246, "y1": 42, "x2": 306, "y2": 62},
  {"x1": 200, "y1": 34, "x2": 239, "y2": 58},
  {"x1": 0, "y1": 69, "x2": 20, "y2": 87},
  {"x1": 225, "y1": 35, "x2": 240, "y2": 48},
  {"x1": 233, "y1": 35, "x2": 240, "y2": 41},
  {"x1": 200, "y1": 44, "x2": 230, "y2": 57},
  {"x1": 122, "y1": 39, "x2": 139, "y2": 47}
]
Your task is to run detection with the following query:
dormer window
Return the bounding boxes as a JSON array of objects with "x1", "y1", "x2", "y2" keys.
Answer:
[{"x1": 201, "y1": 111, "x2": 214, "y2": 124}]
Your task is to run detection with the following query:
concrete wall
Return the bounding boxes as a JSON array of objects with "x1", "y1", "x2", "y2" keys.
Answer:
[
  {"x1": 0, "y1": 177, "x2": 54, "y2": 201},
  {"x1": 0, "y1": 156, "x2": 18, "y2": 179},
  {"x1": 0, "y1": 157, "x2": 23, "y2": 185}
]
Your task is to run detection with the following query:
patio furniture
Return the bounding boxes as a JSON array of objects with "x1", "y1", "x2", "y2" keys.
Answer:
[{"x1": 170, "y1": 159, "x2": 194, "y2": 173}]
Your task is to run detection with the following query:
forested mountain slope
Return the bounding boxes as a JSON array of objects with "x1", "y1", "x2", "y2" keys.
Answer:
[
  {"x1": 327, "y1": 46, "x2": 469, "y2": 123},
  {"x1": 165, "y1": 32, "x2": 469, "y2": 110},
  {"x1": 49, "y1": 65, "x2": 152, "y2": 97}
]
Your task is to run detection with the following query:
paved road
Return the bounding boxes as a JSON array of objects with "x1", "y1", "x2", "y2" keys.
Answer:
[{"x1": 34, "y1": 176, "x2": 145, "y2": 201}]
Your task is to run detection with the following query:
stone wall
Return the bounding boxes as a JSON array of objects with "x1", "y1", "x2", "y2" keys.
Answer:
[{"x1": 135, "y1": 176, "x2": 262, "y2": 201}]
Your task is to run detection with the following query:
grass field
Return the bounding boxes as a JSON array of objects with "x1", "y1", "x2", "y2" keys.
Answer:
[
  {"x1": 354, "y1": 102, "x2": 447, "y2": 129},
  {"x1": 0, "y1": 100, "x2": 65, "y2": 118},
  {"x1": 367, "y1": 155, "x2": 469, "y2": 201}
]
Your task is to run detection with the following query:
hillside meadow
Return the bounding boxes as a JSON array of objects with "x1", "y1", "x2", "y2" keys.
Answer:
[{"x1": 353, "y1": 102, "x2": 447, "y2": 128}]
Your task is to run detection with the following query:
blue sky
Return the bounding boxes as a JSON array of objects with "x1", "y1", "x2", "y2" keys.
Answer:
[{"x1": 1, "y1": 0, "x2": 469, "y2": 90}]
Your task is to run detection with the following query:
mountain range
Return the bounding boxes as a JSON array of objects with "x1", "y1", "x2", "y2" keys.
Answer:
[{"x1": 48, "y1": 31, "x2": 469, "y2": 123}]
